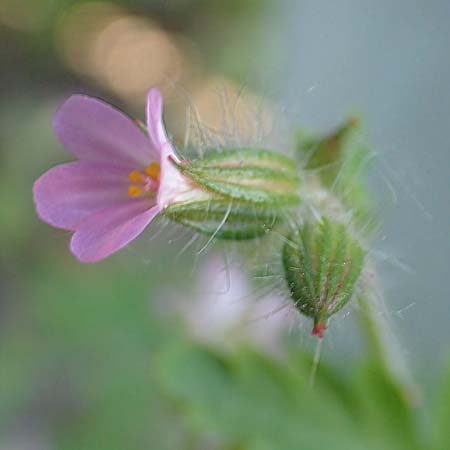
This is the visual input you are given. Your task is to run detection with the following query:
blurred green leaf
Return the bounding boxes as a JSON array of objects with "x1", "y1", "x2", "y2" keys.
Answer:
[
  {"x1": 0, "y1": 259, "x2": 192, "y2": 450},
  {"x1": 158, "y1": 342, "x2": 427, "y2": 450},
  {"x1": 353, "y1": 362, "x2": 421, "y2": 450},
  {"x1": 433, "y1": 359, "x2": 450, "y2": 450}
]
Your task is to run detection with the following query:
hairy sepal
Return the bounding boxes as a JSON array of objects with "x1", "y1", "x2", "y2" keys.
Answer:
[
  {"x1": 296, "y1": 118, "x2": 373, "y2": 226},
  {"x1": 174, "y1": 148, "x2": 301, "y2": 207},
  {"x1": 164, "y1": 200, "x2": 280, "y2": 240}
]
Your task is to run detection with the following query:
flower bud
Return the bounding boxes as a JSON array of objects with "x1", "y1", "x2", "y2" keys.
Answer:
[
  {"x1": 299, "y1": 117, "x2": 359, "y2": 180},
  {"x1": 282, "y1": 218, "x2": 365, "y2": 338}
]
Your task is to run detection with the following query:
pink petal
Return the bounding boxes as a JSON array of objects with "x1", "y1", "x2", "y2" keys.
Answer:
[
  {"x1": 157, "y1": 143, "x2": 210, "y2": 209},
  {"x1": 157, "y1": 142, "x2": 184, "y2": 208},
  {"x1": 146, "y1": 88, "x2": 169, "y2": 151},
  {"x1": 54, "y1": 95, "x2": 158, "y2": 167},
  {"x1": 33, "y1": 161, "x2": 132, "y2": 230},
  {"x1": 70, "y1": 201, "x2": 160, "y2": 263}
]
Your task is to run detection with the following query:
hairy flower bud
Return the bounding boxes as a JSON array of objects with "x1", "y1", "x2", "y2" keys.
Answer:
[
  {"x1": 282, "y1": 218, "x2": 365, "y2": 338},
  {"x1": 164, "y1": 148, "x2": 301, "y2": 239},
  {"x1": 299, "y1": 117, "x2": 359, "y2": 181}
]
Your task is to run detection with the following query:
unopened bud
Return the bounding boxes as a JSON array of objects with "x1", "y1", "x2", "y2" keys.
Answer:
[
  {"x1": 300, "y1": 117, "x2": 359, "y2": 177},
  {"x1": 282, "y1": 218, "x2": 365, "y2": 338}
]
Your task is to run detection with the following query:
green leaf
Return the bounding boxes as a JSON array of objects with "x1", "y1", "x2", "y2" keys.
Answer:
[
  {"x1": 157, "y1": 342, "x2": 420, "y2": 450},
  {"x1": 353, "y1": 362, "x2": 421, "y2": 450},
  {"x1": 433, "y1": 358, "x2": 450, "y2": 449}
]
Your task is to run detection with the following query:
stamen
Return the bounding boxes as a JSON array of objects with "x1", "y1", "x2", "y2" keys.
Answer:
[
  {"x1": 128, "y1": 186, "x2": 144, "y2": 197},
  {"x1": 145, "y1": 162, "x2": 160, "y2": 180},
  {"x1": 128, "y1": 170, "x2": 143, "y2": 184},
  {"x1": 127, "y1": 164, "x2": 160, "y2": 198}
]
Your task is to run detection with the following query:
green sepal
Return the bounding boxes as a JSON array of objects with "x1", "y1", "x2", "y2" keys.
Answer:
[
  {"x1": 164, "y1": 200, "x2": 280, "y2": 240},
  {"x1": 282, "y1": 218, "x2": 365, "y2": 332},
  {"x1": 192, "y1": 148, "x2": 298, "y2": 172},
  {"x1": 299, "y1": 118, "x2": 360, "y2": 177},
  {"x1": 173, "y1": 148, "x2": 301, "y2": 207}
]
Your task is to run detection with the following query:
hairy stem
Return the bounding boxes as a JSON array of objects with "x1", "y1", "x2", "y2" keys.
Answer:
[{"x1": 309, "y1": 337, "x2": 323, "y2": 388}]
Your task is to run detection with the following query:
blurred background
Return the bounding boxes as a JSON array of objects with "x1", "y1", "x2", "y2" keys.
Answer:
[{"x1": 1, "y1": 0, "x2": 450, "y2": 448}]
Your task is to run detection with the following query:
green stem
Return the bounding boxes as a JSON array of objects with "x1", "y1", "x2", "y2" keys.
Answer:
[
  {"x1": 309, "y1": 337, "x2": 323, "y2": 388},
  {"x1": 357, "y1": 295, "x2": 418, "y2": 405}
]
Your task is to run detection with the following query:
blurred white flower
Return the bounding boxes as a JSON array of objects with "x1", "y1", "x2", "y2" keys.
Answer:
[{"x1": 163, "y1": 255, "x2": 294, "y2": 355}]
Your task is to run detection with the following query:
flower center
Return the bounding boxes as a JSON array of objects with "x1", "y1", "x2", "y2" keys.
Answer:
[{"x1": 127, "y1": 162, "x2": 160, "y2": 198}]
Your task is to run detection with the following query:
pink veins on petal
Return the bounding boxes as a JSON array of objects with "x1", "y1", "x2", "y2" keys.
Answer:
[{"x1": 33, "y1": 88, "x2": 182, "y2": 263}]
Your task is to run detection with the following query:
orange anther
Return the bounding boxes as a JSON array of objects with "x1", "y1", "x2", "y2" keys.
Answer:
[
  {"x1": 145, "y1": 162, "x2": 160, "y2": 180},
  {"x1": 128, "y1": 170, "x2": 143, "y2": 184},
  {"x1": 128, "y1": 186, "x2": 144, "y2": 197}
]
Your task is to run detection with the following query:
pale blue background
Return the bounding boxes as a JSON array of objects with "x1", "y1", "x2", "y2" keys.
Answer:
[{"x1": 266, "y1": 0, "x2": 450, "y2": 374}]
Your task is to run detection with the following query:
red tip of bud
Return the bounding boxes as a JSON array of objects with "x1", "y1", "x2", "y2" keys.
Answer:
[{"x1": 311, "y1": 322, "x2": 327, "y2": 339}]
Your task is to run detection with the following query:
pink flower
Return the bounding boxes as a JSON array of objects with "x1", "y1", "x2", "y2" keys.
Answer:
[{"x1": 33, "y1": 88, "x2": 195, "y2": 263}]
